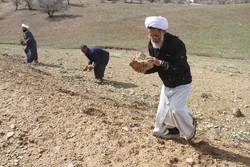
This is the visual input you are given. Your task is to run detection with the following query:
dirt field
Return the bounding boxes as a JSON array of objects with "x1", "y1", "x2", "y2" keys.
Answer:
[
  {"x1": 0, "y1": 45, "x2": 249, "y2": 166},
  {"x1": 0, "y1": 0, "x2": 250, "y2": 166}
]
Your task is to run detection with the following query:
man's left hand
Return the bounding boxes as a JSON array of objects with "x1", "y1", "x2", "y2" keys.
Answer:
[{"x1": 146, "y1": 56, "x2": 162, "y2": 66}]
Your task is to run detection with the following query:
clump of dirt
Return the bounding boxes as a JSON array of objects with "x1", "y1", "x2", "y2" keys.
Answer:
[
  {"x1": 129, "y1": 51, "x2": 154, "y2": 73},
  {"x1": 0, "y1": 48, "x2": 249, "y2": 166}
]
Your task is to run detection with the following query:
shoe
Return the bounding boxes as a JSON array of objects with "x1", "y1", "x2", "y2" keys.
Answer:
[
  {"x1": 153, "y1": 127, "x2": 180, "y2": 139},
  {"x1": 162, "y1": 127, "x2": 180, "y2": 139},
  {"x1": 34, "y1": 60, "x2": 39, "y2": 64},
  {"x1": 186, "y1": 118, "x2": 197, "y2": 141},
  {"x1": 161, "y1": 132, "x2": 180, "y2": 139},
  {"x1": 97, "y1": 78, "x2": 104, "y2": 84}
]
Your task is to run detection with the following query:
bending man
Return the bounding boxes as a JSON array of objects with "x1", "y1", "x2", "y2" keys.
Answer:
[
  {"x1": 81, "y1": 45, "x2": 110, "y2": 84},
  {"x1": 143, "y1": 16, "x2": 197, "y2": 141}
]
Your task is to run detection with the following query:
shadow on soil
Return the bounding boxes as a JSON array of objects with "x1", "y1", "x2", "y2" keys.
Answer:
[
  {"x1": 47, "y1": 14, "x2": 82, "y2": 22},
  {"x1": 35, "y1": 62, "x2": 62, "y2": 68},
  {"x1": 1, "y1": 53, "x2": 25, "y2": 63},
  {"x1": 1, "y1": 54, "x2": 62, "y2": 69},
  {"x1": 158, "y1": 137, "x2": 250, "y2": 166},
  {"x1": 104, "y1": 80, "x2": 138, "y2": 89},
  {"x1": 191, "y1": 140, "x2": 250, "y2": 166},
  {"x1": 30, "y1": 66, "x2": 52, "y2": 76}
]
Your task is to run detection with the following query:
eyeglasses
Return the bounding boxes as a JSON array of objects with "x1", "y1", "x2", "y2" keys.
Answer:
[{"x1": 147, "y1": 35, "x2": 160, "y2": 39}]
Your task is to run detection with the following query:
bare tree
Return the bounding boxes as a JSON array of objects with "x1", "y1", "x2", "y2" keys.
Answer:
[
  {"x1": 12, "y1": 0, "x2": 22, "y2": 11},
  {"x1": 37, "y1": 0, "x2": 66, "y2": 17},
  {"x1": 23, "y1": 0, "x2": 34, "y2": 10}
]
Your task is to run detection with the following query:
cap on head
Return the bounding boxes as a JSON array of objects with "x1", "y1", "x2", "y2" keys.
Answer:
[
  {"x1": 145, "y1": 16, "x2": 168, "y2": 31},
  {"x1": 22, "y1": 24, "x2": 29, "y2": 29}
]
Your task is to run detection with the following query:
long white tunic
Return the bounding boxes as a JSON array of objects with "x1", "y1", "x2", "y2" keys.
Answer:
[{"x1": 153, "y1": 83, "x2": 195, "y2": 139}]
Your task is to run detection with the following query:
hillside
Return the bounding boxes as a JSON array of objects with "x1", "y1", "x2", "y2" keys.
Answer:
[
  {"x1": 1, "y1": 47, "x2": 250, "y2": 166},
  {"x1": 0, "y1": 0, "x2": 250, "y2": 58},
  {"x1": 0, "y1": 0, "x2": 250, "y2": 166}
]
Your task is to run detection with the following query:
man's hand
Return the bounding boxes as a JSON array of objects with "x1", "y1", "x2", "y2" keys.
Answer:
[
  {"x1": 20, "y1": 39, "x2": 26, "y2": 46},
  {"x1": 145, "y1": 56, "x2": 162, "y2": 66},
  {"x1": 134, "y1": 68, "x2": 146, "y2": 74},
  {"x1": 83, "y1": 65, "x2": 94, "y2": 71},
  {"x1": 129, "y1": 51, "x2": 154, "y2": 74}
]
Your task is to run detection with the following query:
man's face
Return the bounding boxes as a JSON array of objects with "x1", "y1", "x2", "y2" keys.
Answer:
[
  {"x1": 81, "y1": 47, "x2": 87, "y2": 54},
  {"x1": 147, "y1": 28, "x2": 164, "y2": 43}
]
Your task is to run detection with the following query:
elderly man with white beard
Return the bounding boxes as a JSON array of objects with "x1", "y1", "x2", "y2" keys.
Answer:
[{"x1": 141, "y1": 16, "x2": 197, "y2": 141}]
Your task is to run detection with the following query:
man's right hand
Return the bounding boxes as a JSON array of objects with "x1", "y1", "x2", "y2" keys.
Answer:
[
  {"x1": 83, "y1": 65, "x2": 94, "y2": 71},
  {"x1": 146, "y1": 56, "x2": 162, "y2": 66},
  {"x1": 83, "y1": 65, "x2": 88, "y2": 71},
  {"x1": 134, "y1": 68, "x2": 146, "y2": 74},
  {"x1": 20, "y1": 39, "x2": 26, "y2": 46}
]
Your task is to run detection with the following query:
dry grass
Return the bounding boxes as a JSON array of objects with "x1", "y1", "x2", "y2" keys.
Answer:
[
  {"x1": 0, "y1": 1, "x2": 250, "y2": 166},
  {"x1": 0, "y1": 0, "x2": 249, "y2": 59}
]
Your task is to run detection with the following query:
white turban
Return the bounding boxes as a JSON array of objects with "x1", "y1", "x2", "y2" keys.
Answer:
[
  {"x1": 21, "y1": 24, "x2": 29, "y2": 29},
  {"x1": 145, "y1": 16, "x2": 168, "y2": 30}
]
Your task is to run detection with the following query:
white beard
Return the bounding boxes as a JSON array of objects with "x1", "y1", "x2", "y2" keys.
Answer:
[{"x1": 151, "y1": 35, "x2": 164, "y2": 49}]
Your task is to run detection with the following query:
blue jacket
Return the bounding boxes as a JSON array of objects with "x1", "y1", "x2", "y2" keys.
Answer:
[
  {"x1": 85, "y1": 46, "x2": 109, "y2": 66},
  {"x1": 23, "y1": 30, "x2": 38, "y2": 62}
]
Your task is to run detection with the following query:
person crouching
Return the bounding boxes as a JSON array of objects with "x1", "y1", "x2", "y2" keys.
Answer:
[{"x1": 81, "y1": 45, "x2": 110, "y2": 84}]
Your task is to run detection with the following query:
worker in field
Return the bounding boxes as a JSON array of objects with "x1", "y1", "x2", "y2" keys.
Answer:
[
  {"x1": 81, "y1": 45, "x2": 110, "y2": 84},
  {"x1": 20, "y1": 24, "x2": 38, "y2": 64},
  {"x1": 141, "y1": 16, "x2": 197, "y2": 141}
]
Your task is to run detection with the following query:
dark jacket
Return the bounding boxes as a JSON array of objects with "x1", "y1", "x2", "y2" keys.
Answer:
[
  {"x1": 23, "y1": 30, "x2": 38, "y2": 62},
  {"x1": 146, "y1": 32, "x2": 192, "y2": 88},
  {"x1": 85, "y1": 46, "x2": 109, "y2": 66}
]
